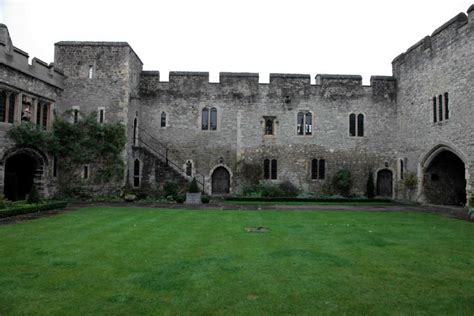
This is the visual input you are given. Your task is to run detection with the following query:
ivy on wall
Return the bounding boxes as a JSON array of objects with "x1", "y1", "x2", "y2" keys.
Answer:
[{"x1": 7, "y1": 112, "x2": 126, "y2": 197}]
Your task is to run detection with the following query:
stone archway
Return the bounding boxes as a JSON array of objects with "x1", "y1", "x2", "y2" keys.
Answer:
[
  {"x1": 211, "y1": 166, "x2": 230, "y2": 195},
  {"x1": 2, "y1": 147, "x2": 47, "y2": 201},
  {"x1": 376, "y1": 169, "x2": 393, "y2": 197},
  {"x1": 423, "y1": 149, "x2": 466, "y2": 206}
]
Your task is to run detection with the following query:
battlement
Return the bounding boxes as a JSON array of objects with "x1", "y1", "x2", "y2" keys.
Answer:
[
  {"x1": 392, "y1": 6, "x2": 472, "y2": 70},
  {"x1": 0, "y1": 24, "x2": 64, "y2": 89}
]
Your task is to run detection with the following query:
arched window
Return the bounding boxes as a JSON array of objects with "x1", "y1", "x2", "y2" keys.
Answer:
[
  {"x1": 185, "y1": 161, "x2": 192, "y2": 176},
  {"x1": 0, "y1": 91, "x2": 6, "y2": 122},
  {"x1": 52, "y1": 156, "x2": 58, "y2": 178},
  {"x1": 42, "y1": 103, "x2": 48, "y2": 129},
  {"x1": 444, "y1": 92, "x2": 449, "y2": 120},
  {"x1": 210, "y1": 107, "x2": 217, "y2": 130},
  {"x1": 311, "y1": 159, "x2": 318, "y2": 179},
  {"x1": 161, "y1": 112, "x2": 166, "y2": 127},
  {"x1": 433, "y1": 97, "x2": 437, "y2": 123},
  {"x1": 201, "y1": 108, "x2": 209, "y2": 130},
  {"x1": 438, "y1": 95, "x2": 443, "y2": 122},
  {"x1": 133, "y1": 159, "x2": 140, "y2": 187},
  {"x1": 133, "y1": 117, "x2": 138, "y2": 146},
  {"x1": 263, "y1": 159, "x2": 270, "y2": 179},
  {"x1": 357, "y1": 114, "x2": 364, "y2": 137},
  {"x1": 349, "y1": 113, "x2": 356, "y2": 136},
  {"x1": 8, "y1": 94, "x2": 15, "y2": 123},
  {"x1": 319, "y1": 159, "x2": 326, "y2": 179},
  {"x1": 297, "y1": 112, "x2": 304, "y2": 135},
  {"x1": 305, "y1": 112, "x2": 312, "y2": 135},
  {"x1": 82, "y1": 165, "x2": 89, "y2": 180}
]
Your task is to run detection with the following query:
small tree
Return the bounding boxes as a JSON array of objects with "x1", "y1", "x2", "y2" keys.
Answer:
[
  {"x1": 188, "y1": 178, "x2": 200, "y2": 193},
  {"x1": 366, "y1": 171, "x2": 375, "y2": 199},
  {"x1": 403, "y1": 172, "x2": 418, "y2": 201},
  {"x1": 27, "y1": 184, "x2": 41, "y2": 204},
  {"x1": 332, "y1": 170, "x2": 352, "y2": 197}
]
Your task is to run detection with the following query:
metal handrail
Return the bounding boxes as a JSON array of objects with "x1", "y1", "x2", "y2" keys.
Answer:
[{"x1": 136, "y1": 136, "x2": 206, "y2": 191}]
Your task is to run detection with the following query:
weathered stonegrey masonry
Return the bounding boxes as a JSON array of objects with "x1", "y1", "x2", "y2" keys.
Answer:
[
  {"x1": 0, "y1": 5, "x2": 472, "y2": 205},
  {"x1": 0, "y1": 24, "x2": 63, "y2": 200}
]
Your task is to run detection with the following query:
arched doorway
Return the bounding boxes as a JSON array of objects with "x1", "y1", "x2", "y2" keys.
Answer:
[
  {"x1": 423, "y1": 150, "x2": 466, "y2": 205},
  {"x1": 2, "y1": 148, "x2": 46, "y2": 201},
  {"x1": 4, "y1": 153, "x2": 37, "y2": 201},
  {"x1": 212, "y1": 167, "x2": 230, "y2": 195},
  {"x1": 376, "y1": 169, "x2": 393, "y2": 197}
]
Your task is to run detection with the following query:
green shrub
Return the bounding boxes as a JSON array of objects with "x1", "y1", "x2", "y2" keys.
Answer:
[
  {"x1": 188, "y1": 178, "x2": 200, "y2": 193},
  {"x1": 175, "y1": 195, "x2": 185, "y2": 204},
  {"x1": 201, "y1": 196, "x2": 210, "y2": 204},
  {"x1": 0, "y1": 201, "x2": 68, "y2": 218},
  {"x1": 260, "y1": 183, "x2": 284, "y2": 197},
  {"x1": 163, "y1": 181, "x2": 179, "y2": 198},
  {"x1": 27, "y1": 184, "x2": 41, "y2": 204},
  {"x1": 331, "y1": 170, "x2": 352, "y2": 197},
  {"x1": 366, "y1": 171, "x2": 375, "y2": 199},
  {"x1": 278, "y1": 180, "x2": 300, "y2": 197},
  {"x1": 403, "y1": 172, "x2": 418, "y2": 200},
  {"x1": 225, "y1": 197, "x2": 391, "y2": 203}
]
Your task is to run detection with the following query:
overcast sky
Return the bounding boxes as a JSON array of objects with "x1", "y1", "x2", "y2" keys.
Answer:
[{"x1": 0, "y1": 0, "x2": 472, "y2": 84}]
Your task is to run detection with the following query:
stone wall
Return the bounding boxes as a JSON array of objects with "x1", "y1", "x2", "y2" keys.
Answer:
[
  {"x1": 393, "y1": 6, "x2": 474, "y2": 204},
  {"x1": 138, "y1": 72, "x2": 397, "y2": 195}
]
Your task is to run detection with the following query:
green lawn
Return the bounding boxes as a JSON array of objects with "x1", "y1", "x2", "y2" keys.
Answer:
[{"x1": 0, "y1": 207, "x2": 473, "y2": 315}]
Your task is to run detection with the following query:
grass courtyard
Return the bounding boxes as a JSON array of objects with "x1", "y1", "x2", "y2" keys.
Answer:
[{"x1": 0, "y1": 207, "x2": 473, "y2": 315}]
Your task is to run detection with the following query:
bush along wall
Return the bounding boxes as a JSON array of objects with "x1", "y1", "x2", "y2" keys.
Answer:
[
  {"x1": 0, "y1": 201, "x2": 68, "y2": 218},
  {"x1": 225, "y1": 197, "x2": 392, "y2": 203}
]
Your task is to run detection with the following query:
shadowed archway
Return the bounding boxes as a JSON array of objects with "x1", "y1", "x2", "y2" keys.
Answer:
[
  {"x1": 211, "y1": 167, "x2": 230, "y2": 195},
  {"x1": 2, "y1": 147, "x2": 47, "y2": 201},
  {"x1": 423, "y1": 150, "x2": 466, "y2": 206}
]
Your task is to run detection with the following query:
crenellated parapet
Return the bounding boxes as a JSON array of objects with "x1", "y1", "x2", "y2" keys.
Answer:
[
  {"x1": 0, "y1": 24, "x2": 64, "y2": 89},
  {"x1": 392, "y1": 6, "x2": 473, "y2": 73},
  {"x1": 139, "y1": 70, "x2": 396, "y2": 101}
]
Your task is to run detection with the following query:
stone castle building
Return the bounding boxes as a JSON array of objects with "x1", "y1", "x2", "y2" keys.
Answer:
[{"x1": 0, "y1": 5, "x2": 473, "y2": 205}]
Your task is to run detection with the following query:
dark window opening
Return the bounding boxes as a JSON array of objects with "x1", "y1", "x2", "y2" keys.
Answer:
[
  {"x1": 133, "y1": 117, "x2": 138, "y2": 146},
  {"x1": 265, "y1": 118, "x2": 274, "y2": 135},
  {"x1": 438, "y1": 95, "x2": 443, "y2": 122},
  {"x1": 357, "y1": 114, "x2": 364, "y2": 137},
  {"x1": 202, "y1": 108, "x2": 209, "y2": 130},
  {"x1": 319, "y1": 159, "x2": 326, "y2": 179},
  {"x1": 433, "y1": 97, "x2": 437, "y2": 123},
  {"x1": 271, "y1": 159, "x2": 277, "y2": 179},
  {"x1": 311, "y1": 159, "x2": 325, "y2": 180},
  {"x1": 444, "y1": 92, "x2": 449, "y2": 120},
  {"x1": 42, "y1": 104, "x2": 48, "y2": 129},
  {"x1": 349, "y1": 113, "x2": 356, "y2": 136},
  {"x1": 73, "y1": 109, "x2": 79, "y2": 123},
  {"x1": 160, "y1": 112, "x2": 166, "y2": 127},
  {"x1": 186, "y1": 161, "x2": 192, "y2": 176},
  {"x1": 99, "y1": 109, "x2": 104, "y2": 123},
  {"x1": 8, "y1": 94, "x2": 15, "y2": 123},
  {"x1": 430, "y1": 174, "x2": 439, "y2": 181},
  {"x1": 263, "y1": 159, "x2": 270, "y2": 179},
  {"x1": 53, "y1": 156, "x2": 58, "y2": 178},
  {"x1": 83, "y1": 165, "x2": 89, "y2": 180},
  {"x1": 133, "y1": 159, "x2": 140, "y2": 187},
  {"x1": 0, "y1": 92, "x2": 7, "y2": 122},
  {"x1": 36, "y1": 103, "x2": 42, "y2": 126},
  {"x1": 400, "y1": 159, "x2": 404, "y2": 180}
]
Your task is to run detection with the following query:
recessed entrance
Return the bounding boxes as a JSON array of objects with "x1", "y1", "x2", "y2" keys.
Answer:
[
  {"x1": 376, "y1": 169, "x2": 393, "y2": 198},
  {"x1": 4, "y1": 153, "x2": 37, "y2": 201},
  {"x1": 423, "y1": 150, "x2": 466, "y2": 206},
  {"x1": 211, "y1": 167, "x2": 230, "y2": 195}
]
